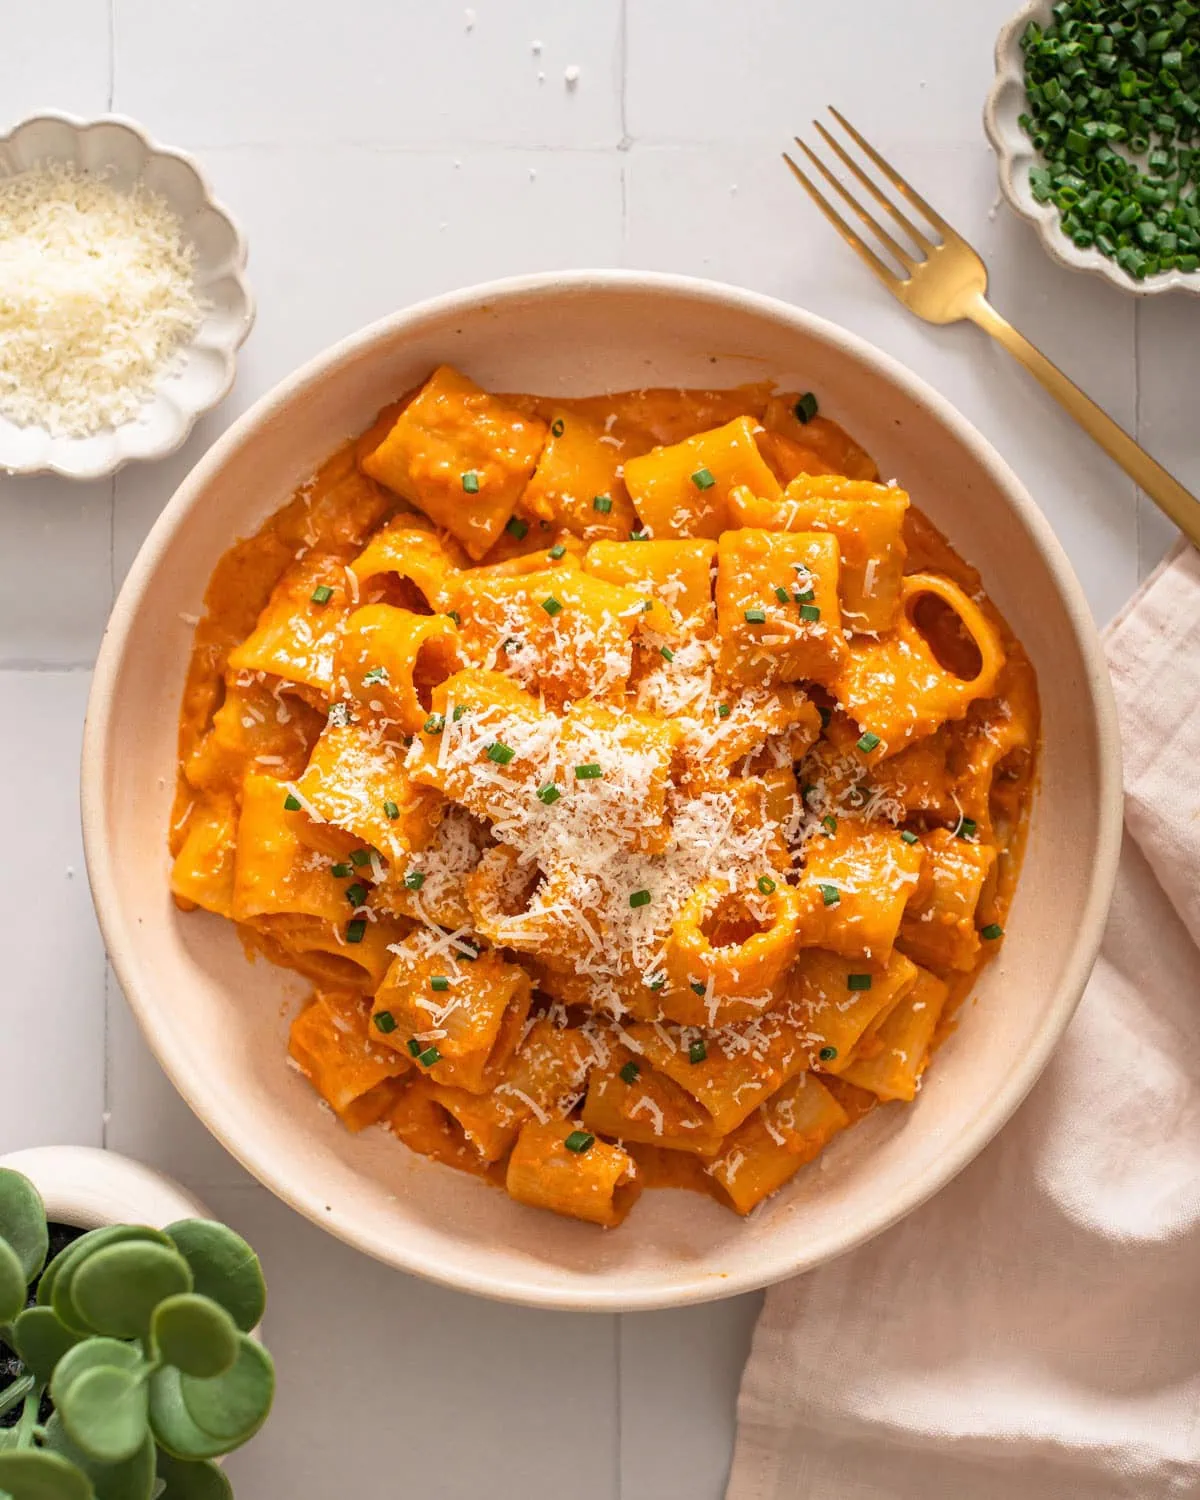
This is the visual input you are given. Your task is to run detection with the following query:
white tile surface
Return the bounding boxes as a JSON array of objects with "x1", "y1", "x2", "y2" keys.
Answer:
[{"x1": 1, "y1": 1, "x2": 1194, "y2": 1495}]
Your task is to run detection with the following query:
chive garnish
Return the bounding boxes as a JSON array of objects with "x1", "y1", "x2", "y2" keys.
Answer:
[
  {"x1": 452, "y1": 705, "x2": 467, "y2": 722},
  {"x1": 958, "y1": 818, "x2": 978, "y2": 841},
  {"x1": 350, "y1": 849, "x2": 371, "y2": 867},
  {"x1": 690, "y1": 980, "x2": 706, "y2": 996},
  {"x1": 646, "y1": 975, "x2": 666, "y2": 991},
  {"x1": 620, "y1": 1061, "x2": 640, "y2": 1084},
  {"x1": 283, "y1": 793, "x2": 301, "y2": 812},
  {"x1": 430, "y1": 975, "x2": 450, "y2": 992},
  {"x1": 541, "y1": 596, "x2": 563, "y2": 616},
  {"x1": 374, "y1": 1011, "x2": 397, "y2": 1033},
  {"x1": 404, "y1": 870, "x2": 426, "y2": 890},
  {"x1": 384, "y1": 800, "x2": 400, "y2": 820},
  {"x1": 691, "y1": 467, "x2": 716, "y2": 490},
  {"x1": 629, "y1": 530, "x2": 650, "y2": 541},
  {"x1": 819, "y1": 884, "x2": 841, "y2": 907},
  {"x1": 549, "y1": 543, "x2": 566, "y2": 559},
  {"x1": 551, "y1": 418, "x2": 565, "y2": 437},
  {"x1": 564, "y1": 1130, "x2": 594, "y2": 1154},
  {"x1": 757, "y1": 875, "x2": 777, "y2": 894},
  {"x1": 856, "y1": 731, "x2": 881, "y2": 753},
  {"x1": 744, "y1": 607, "x2": 767, "y2": 624},
  {"x1": 362, "y1": 666, "x2": 387, "y2": 686},
  {"x1": 345, "y1": 882, "x2": 367, "y2": 907},
  {"x1": 537, "y1": 783, "x2": 561, "y2": 805},
  {"x1": 506, "y1": 516, "x2": 529, "y2": 540},
  {"x1": 346, "y1": 919, "x2": 367, "y2": 943},
  {"x1": 407, "y1": 1038, "x2": 421, "y2": 1056},
  {"x1": 310, "y1": 585, "x2": 334, "y2": 605},
  {"x1": 461, "y1": 471, "x2": 480, "y2": 493},
  {"x1": 847, "y1": 973, "x2": 872, "y2": 991},
  {"x1": 486, "y1": 741, "x2": 516, "y2": 765},
  {"x1": 717, "y1": 703, "x2": 731, "y2": 718},
  {"x1": 454, "y1": 940, "x2": 480, "y2": 962},
  {"x1": 688, "y1": 1040, "x2": 707, "y2": 1064},
  {"x1": 574, "y1": 763, "x2": 602, "y2": 780},
  {"x1": 794, "y1": 392, "x2": 818, "y2": 423},
  {"x1": 799, "y1": 604, "x2": 821, "y2": 622},
  {"x1": 592, "y1": 494, "x2": 613, "y2": 514},
  {"x1": 660, "y1": 645, "x2": 675, "y2": 662},
  {"x1": 774, "y1": 585, "x2": 790, "y2": 603},
  {"x1": 416, "y1": 1046, "x2": 441, "y2": 1068},
  {"x1": 424, "y1": 713, "x2": 445, "y2": 734},
  {"x1": 900, "y1": 830, "x2": 919, "y2": 845},
  {"x1": 821, "y1": 814, "x2": 837, "y2": 836},
  {"x1": 818, "y1": 1044, "x2": 838, "y2": 1061},
  {"x1": 331, "y1": 863, "x2": 352, "y2": 879},
  {"x1": 981, "y1": 923, "x2": 1005, "y2": 941},
  {"x1": 629, "y1": 889, "x2": 652, "y2": 908}
]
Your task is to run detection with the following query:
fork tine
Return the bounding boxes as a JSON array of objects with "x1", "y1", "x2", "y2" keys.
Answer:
[
  {"x1": 794, "y1": 138, "x2": 916, "y2": 271},
  {"x1": 812, "y1": 121, "x2": 933, "y2": 255},
  {"x1": 828, "y1": 107, "x2": 952, "y2": 241},
  {"x1": 780, "y1": 153, "x2": 902, "y2": 293}
]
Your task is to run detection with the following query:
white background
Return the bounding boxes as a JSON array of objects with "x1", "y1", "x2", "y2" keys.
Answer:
[{"x1": 2, "y1": 2, "x2": 1197, "y2": 1495}]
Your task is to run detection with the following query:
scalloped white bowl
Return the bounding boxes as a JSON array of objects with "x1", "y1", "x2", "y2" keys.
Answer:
[
  {"x1": 986, "y1": 0, "x2": 1200, "y2": 297},
  {"x1": 0, "y1": 113, "x2": 254, "y2": 479},
  {"x1": 82, "y1": 272, "x2": 1122, "y2": 1310}
]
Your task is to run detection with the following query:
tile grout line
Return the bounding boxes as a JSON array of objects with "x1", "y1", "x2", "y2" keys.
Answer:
[
  {"x1": 106, "y1": 0, "x2": 115, "y2": 110},
  {"x1": 614, "y1": 1313, "x2": 623, "y2": 1500}
]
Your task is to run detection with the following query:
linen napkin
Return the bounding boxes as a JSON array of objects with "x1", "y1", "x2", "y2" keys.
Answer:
[{"x1": 727, "y1": 541, "x2": 1200, "y2": 1500}]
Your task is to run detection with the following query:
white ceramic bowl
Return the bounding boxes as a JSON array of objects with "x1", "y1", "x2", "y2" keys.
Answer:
[
  {"x1": 81, "y1": 272, "x2": 1122, "y2": 1310},
  {"x1": 986, "y1": 0, "x2": 1200, "y2": 298},
  {"x1": 0, "y1": 112, "x2": 254, "y2": 479}
]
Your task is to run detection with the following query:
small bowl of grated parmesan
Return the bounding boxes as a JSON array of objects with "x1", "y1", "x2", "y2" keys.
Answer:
[{"x1": 0, "y1": 112, "x2": 253, "y2": 479}]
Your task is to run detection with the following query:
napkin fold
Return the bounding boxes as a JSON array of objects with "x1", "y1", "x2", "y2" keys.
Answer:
[{"x1": 727, "y1": 542, "x2": 1200, "y2": 1500}]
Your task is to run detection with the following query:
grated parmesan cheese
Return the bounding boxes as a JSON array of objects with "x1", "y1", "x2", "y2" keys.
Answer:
[{"x1": 0, "y1": 162, "x2": 204, "y2": 437}]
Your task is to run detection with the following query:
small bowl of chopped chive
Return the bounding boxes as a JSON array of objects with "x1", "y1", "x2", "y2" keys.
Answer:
[
  {"x1": 985, "y1": 0, "x2": 1200, "y2": 294},
  {"x1": 0, "y1": 111, "x2": 254, "y2": 479}
]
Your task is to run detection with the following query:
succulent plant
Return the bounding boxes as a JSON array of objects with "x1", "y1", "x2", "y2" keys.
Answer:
[{"x1": 0, "y1": 1168, "x2": 274, "y2": 1499}]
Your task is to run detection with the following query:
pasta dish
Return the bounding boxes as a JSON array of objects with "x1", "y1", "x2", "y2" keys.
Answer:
[{"x1": 170, "y1": 365, "x2": 1038, "y2": 1227}]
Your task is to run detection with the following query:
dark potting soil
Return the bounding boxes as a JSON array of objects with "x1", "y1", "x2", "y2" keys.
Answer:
[{"x1": 0, "y1": 1221, "x2": 85, "y2": 1428}]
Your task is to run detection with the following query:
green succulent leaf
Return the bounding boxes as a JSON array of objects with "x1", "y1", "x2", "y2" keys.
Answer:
[
  {"x1": 56, "y1": 1366, "x2": 149, "y2": 1466},
  {"x1": 46, "y1": 1229, "x2": 172, "y2": 1335},
  {"x1": 178, "y1": 1336, "x2": 273, "y2": 1449},
  {"x1": 152, "y1": 1452, "x2": 231, "y2": 1500},
  {"x1": 71, "y1": 1245, "x2": 192, "y2": 1341},
  {"x1": 12, "y1": 1306, "x2": 83, "y2": 1384},
  {"x1": 147, "y1": 1372, "x2": 224, "y2": 1463},
  {"x1": 0, "y1": 1448, "x2": 95, "y2": 1500},
  {"x1": 150, "y1": 1298, "x2": 237, "y2": 1381},
  {"x1": 50, "y1": 1337, "x2": 142, "y2": 1417},
  {"x1": 0, "y1": 1171, "x2": 48, "y2": 1284},
  {"x1": 0, "y1": 1236, "x2": 27, "y2": 1324},
  {"x1": 44, "y1": 1415, "x2": 154, "y2": 1500},
  {"x1": 163, "y1": 1224, "x2": 265, "y2": 1335}
]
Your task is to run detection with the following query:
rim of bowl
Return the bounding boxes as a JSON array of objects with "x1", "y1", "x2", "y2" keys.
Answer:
[
  {"x1": 80, "y1": 269, "x2": 1124, "y2": 1310},
  {"x1": 0, "y1": 110, "x2": 256, "y2": 479},
  {"x1": 984, "y1": 0, "x2": 1200, "y2": 298}
]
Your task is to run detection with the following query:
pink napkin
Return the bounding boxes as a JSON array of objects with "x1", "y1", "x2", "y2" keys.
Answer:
[{"x1": 727, "y1": 542, "x2": 1200, "y2": 1500}]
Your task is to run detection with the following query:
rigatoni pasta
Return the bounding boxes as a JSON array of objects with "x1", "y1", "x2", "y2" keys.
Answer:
[{"x1": 170, "y1": 368, "x2": 1038, "y2": 1226}]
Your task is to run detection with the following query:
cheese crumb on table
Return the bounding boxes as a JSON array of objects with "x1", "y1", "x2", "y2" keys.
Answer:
[{"x1": 0, "y1": 162, "x2": 204, "y2": 437}]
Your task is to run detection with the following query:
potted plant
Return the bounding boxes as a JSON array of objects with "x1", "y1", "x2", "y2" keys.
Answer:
[{"x1": 0, "y1": 1153, "x2": 274, "y2": 1499}]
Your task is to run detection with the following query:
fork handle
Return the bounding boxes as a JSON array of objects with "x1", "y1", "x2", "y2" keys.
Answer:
[{"x1": 966, "y1": 294, "x2": 1200, "y2": 550}]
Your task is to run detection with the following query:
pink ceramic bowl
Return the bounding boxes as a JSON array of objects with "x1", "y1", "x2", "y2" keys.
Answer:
[{"x1": 82, "y1": 272, "x2": 1121, "y2": 1310}]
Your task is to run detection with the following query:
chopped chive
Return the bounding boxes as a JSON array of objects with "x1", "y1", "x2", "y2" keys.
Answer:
[
  {"x1": 900, "y1": 830, "x2": 919, "y2": 845},
  {"x1": 819, "y1": 883, "x2": 841, "y2": 907},
  {"x1": 660, "y1": 645, "x2": 675, "y2": 662},
  {"x1": 856, "y1": 731, "x2": 881, "y2": 753},
  {"x1": 374, "y1": 1011, "x2": 397, "y2": 1034},
  {"x1": 454, "y1": 940, "x2": 480, "y2": 962},
  {"x1": 502, "y1": 637, "x2": 521, "y2": 653},
  {"x1": 537, "y1": 783, "x2": 561, "y2": 805},
  {"x1": 744, "y1": 607, "x2": 767, "y2": 624},
  {"x1": 641, "y1": 599, "x2": 655, "y2": 612},
  {"x1": 793, "y1": 588, "x2": 816, "y2": 605},
  {"x1": 757, "y1": 875, "x2": 777, "y2": 894},
  {"x1": 430, "y1": 975, "x2": 450, "y2": 992},
  {"x1": 818, "y1": 1044, "x2": 838, "y2": 1062},
  {"x1": 688, "y1": 1040, "x2": 707, "y2": 1064},
  {"x1": 629, "y1": 889, "x2": 652, "y2": 908},
  {"x1": 821, "y1": 814, "x2": 838, "y2": 836},
  {"x1": 574, "y1": 763, "x2": 603, "y2": 780},
  {"x1": 404, "y1": 870, "x2": 426, "y2": 890},
  {"x1": 283, "y1": 793, "x2": 302, "y2": 812},
  {"x1": 817, "y1": 705, "x2": 831, "y2": 729},
  {"x1": 958, "y1": 818, "x2": 978, "y2": 841},
  {"x1": 362, "y1": 666, "x2": 388, "y2": 686},
  {"x1": 407, "y1": 1038, "x2": 421, "y2": 1056},
  {"x1": 774, "y1": 585, "x2": 791, "y2": 603},
  {"x1": 486, "y1": 741, "x2": 516, "y2": 765},
  {"x1": 564, "y1": 1129, "x2": 594, "y2": 1154},
  {"x1": 551, "y1": 417, "x2": 565, "y2": 437},
  {"x1": 592, "y1": 494, "x2": 613, "y2": 514},
  {"x1": 505, "y1": 515, "x2": 529, "y2": 540},
  {"x1": 384, "y1": 799, "x2": 400, "y2": 820},
  {"x1": 691, "y1": 467, "x2": 716, "y2": 490},
  {"x1": 424, "y1": 713, "x2": 445, "y2": 734},
  {"x1": 541, "y1": 596, "x2": 563, "y2": 616},
  {"x1": 690, "y1": 980, "x2": 707, "y2": 996},
  {"x1": 345, "y1": 882, "x2": 367, "y2": 907},
  {"x1": 327, "y1": 702, "x2": 350, "y2": 727},
  {"x1": 331, "y1": 862, "x2": 352, "y2": 879},
  {"x1": 549, "y1": 543, "x2": 566, "y2": 559},
  {"x1": 629, "y1": 530, "x2": 650, "y2": 541},
  {"x1": 452, "y1": 705, "x2": 467, "y2": 722},
  {"x1": 310, "y1": 584, "x2": 334, "y2": 605},
  {"x1": 461, "y1": 471, "x2": 480, "y2": 493},
  {"x1": 981, "y1": 922, "x2": 1005, "y2": 941},
  {"x1": 620, "y1": 1061, "x2": 641, "y2": 1084},
  {"x1": 847, "y1": 973, "x2": 873, "y2": 991},
  {"x1": 717, "y1": 703, "x2": 731, "y2": 718},
  {"x1": 646, "y1": 975, "x2": 666, "y2": 991},
  {"x1": 416, "y1": 1045, "x2": 442, "y2": 1068},
  {"x1": 794, "y1": 392, "x2": 819, "y2": 423},
  {"x1": 446, "y1": 610, "x2": 461, "y2": 626},
  {"x1": 799, "y1": 603, "x2": 821, "y2": 622},
  {"x1": 350, "y1": 849, "x2": 371, "y2": 867},
  {"x1": 346, "y1": 919, "x2": 367, "y2": 943}
]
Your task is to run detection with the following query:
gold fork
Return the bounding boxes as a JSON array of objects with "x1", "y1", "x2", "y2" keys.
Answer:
[{"x1": 784, "y1": 108, "x2": 1200, "y2": 549}]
